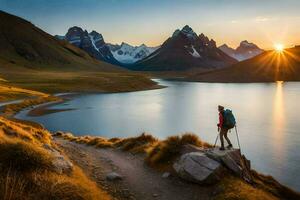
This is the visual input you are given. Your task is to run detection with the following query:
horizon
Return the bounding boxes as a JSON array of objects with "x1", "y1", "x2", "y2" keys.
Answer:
[{"x1": 1, "y1": 0, "x2": 300, "y2": 49}]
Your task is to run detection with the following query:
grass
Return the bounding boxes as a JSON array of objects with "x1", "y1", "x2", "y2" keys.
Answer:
[
  {"x1": 54, "y1": 132, "x2": 211, "y2": 167},
  {"x1": 0, "y1": 83, "x2": 47, "y2": 102},
  {"x1": 2, "y1": 95, "x2": 60, "y2": 116},
  {"x1": 0, "y1": 60, "x2": 159, "y2": 94},
  {"x1": 215, "y1": 175, "x2": 279, "y2": 200},
  {"x1": 146, "y1": 133, "x2": 212, "y2": 167},
  {"x1": 0, "y1": 117, "x2": 112, "y2": 200},
  {"x1": 0, "y1": 137, "x2": 53, "y2": 172}
]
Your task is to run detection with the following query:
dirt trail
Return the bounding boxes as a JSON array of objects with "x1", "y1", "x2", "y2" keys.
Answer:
[{"x1": 55, "y1": 138, "x2": 214, "y2": 200}]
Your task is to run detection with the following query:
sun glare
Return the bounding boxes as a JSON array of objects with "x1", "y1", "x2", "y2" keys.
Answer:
[{"x1": 274, "y1": 43, "x2": 284, "y2": 52}]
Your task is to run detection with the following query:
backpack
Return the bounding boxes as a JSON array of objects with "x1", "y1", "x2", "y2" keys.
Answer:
[{"x1": 223, "y1": 109, "x2": 236, "y2": 129}]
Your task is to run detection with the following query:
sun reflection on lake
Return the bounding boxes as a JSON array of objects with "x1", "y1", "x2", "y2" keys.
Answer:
[{"x1": 272, "y1": 81, "x2": 285, "y2": 160}]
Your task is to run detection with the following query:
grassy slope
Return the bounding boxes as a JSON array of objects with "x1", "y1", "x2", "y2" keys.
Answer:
[
  {"x1": 0, "y1": 11, "x2": 158, "y2": 93},
  {"x1": 0, "y1": 117, "x2": 111, "y2": 200},
  {"x1": 0, "y1": 83, "x2": 48, "y2": 102},
  {"x1": 188, "y1": 47, "x2": 300, "y2": 82}
]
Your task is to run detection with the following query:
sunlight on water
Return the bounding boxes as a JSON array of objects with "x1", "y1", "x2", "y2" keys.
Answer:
[{"x1": 271, "y1": 81, "x2": 285, "y2": 163}]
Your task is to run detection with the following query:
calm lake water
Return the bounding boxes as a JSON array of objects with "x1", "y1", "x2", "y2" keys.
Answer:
[{"x1": 16, "y1": 79, "x2": 300, "y2": 191}]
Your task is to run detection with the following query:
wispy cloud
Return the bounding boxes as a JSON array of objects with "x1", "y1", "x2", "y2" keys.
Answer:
[
  {"x1": 255, "y1": 16, "x2": 270, "y2": 22},
  {"x1": 230, "y1": 20, "x2": 239, "y2": 24}
]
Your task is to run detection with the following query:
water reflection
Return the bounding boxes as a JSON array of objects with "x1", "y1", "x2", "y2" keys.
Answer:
[{"x1": 272, "y1": 81, "x2": 285, "y2": 162}]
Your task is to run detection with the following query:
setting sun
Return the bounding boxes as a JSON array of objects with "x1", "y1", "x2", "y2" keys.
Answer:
[{"x1": 274, "y1": 43, "x2": 284, "y2": 52}]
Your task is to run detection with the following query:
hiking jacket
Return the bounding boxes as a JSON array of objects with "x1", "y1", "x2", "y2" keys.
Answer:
[{"x1": 218, "y1": 111, "x2": 224, "y2": 128}]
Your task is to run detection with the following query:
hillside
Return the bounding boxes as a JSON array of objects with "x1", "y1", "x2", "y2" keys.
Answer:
[
  {"x1": 0, "y1": 11, "x2": 158, "y2": 93},
  {"x1": 188, "y1": 46, "x2": 300, "y2": 82},
  {"x1": 131, "y1": 25, "x2": 237, "y2": 71}
]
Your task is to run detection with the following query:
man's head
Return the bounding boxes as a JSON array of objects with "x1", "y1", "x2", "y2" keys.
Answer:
[{"x1": 218, "y1": 105, "x2": 224, "y2": 112}]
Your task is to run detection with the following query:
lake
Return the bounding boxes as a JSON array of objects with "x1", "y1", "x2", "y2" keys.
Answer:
[{"x1": 16, "y1": 79, "x2": 300, "y2": 191}]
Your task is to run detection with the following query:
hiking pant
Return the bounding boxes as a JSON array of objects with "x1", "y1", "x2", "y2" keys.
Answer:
[{"x1": 220, "y1": 127, "x2": 232, "y2": 148}]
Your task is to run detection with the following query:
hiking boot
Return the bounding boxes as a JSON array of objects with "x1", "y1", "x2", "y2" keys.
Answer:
[
  {"x1": 227, "y1": 144, "x2": 233, "y2": 148},
  {"x1": 219, "y1": 147, "x2": 225, "y2": 151}
]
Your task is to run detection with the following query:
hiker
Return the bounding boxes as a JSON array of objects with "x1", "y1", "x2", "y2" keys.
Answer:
[{"x1": 217, "y1": 105, "x2": 233, "y2": 151}]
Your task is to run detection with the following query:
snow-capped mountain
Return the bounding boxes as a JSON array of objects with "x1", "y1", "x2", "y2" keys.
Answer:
[
  {"x1": 60, "y1": 26, "x2": 119, "y2": 65},
  {"x1": 107, "y1": 43, "x2": 159, "y2": 64},
  {"x1": 131, "y1": 25, "x2": 237, "y2": 71},
  {"x1": 219, "y1": 41, "x2": 264, "y2": 61}
]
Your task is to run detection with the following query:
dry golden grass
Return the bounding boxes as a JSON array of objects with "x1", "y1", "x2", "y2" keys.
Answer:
[
  {"x1": 0, "y1": 83, "x2": 47, "y2": 102},
  {"x1": 251, "y1": 170, "x2": 300, "y2": 200},
  {"x1": 215, "y1": 175, "x2": 279, "y2": 200},
  {"x1": 2, "y1": 95, "x2": 60, "y2": 116},
  {"x1": 146, "y1": 133, "x2": 212, "y2": 167},
  {"x1": 54, "y1": 132, "x2": 211, "y2": 166},
  {"x1": 0, "y1": 117, "x2": 112, "y2": 200},
  {"x1": 0, "y1": 137, "x2": 53, "y2": 172}
]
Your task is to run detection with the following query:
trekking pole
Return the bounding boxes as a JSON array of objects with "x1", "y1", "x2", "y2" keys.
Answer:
[
  {"x1": 234, "y1": 125, "x2": 241, "y2": 152},
  {"x1": 213, "y1": 130, "x2": 220, "y2": 148}
]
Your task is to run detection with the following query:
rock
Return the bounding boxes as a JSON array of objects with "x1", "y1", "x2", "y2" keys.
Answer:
[
  {"x1": 180, "y1": 144, "x2": 206, "y2": 155},
  {"x1": 205, "y1": 148, "x2": 252, "y2": 182},
  {"x1": 42, "y1": 144, "x2": 73, "y2": 174},
  {"x1": 53, "y1": 131, "x2": 64, "y2": 136},
  {"x1": 106, "y1": 172, "x2": 123, "y2": 181},
  {"x1": 173, "y1": 152, "x2": 224, "y2": 184},
  {"x1": 152, "y1": 193, "x2": 159, "y2": 197},
  {"x1": 162, "y1": 172, "x2": 170, "y2": 178}
]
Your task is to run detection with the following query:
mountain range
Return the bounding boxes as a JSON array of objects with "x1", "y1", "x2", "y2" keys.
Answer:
[
  {"x1": 188, "y1": 46, "x2": 300, "y2": 82},
  {"x1": 57, "y1": 27, "x2": 119, "y2": 65},
  {"x1": 130, "y1": 25, "x2": 237, "y2": 71},
  {"x1": 3, "y1": 9, "x2": 299, "y2": 83},
  {"x1": 219, "y1": 41, "x2": 264, "y2": 61},
  {"x1": 107, "y1": 43, "x2": 159, "y2": 64},
  {"x1": 0, "y1": 10, "x2": 157, "y2": 93}
]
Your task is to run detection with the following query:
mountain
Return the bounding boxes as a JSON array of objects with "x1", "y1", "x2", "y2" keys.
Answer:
[
  {"x1": 219, "y1": 41, "x2": 264, "y2": 61},
  {"x1": 188, "y1": 46, "x2": 300, "y2": 82},
  {"x1": 0, "y1": 11, "x2": 123, "y2": 71},
  {"x1": 62, "y1": 27, "x2": 119, "y2": 65},
  {"x1": 0, "y1": 11, "x2": 158, "y2": 93},
  {"x1": 107, "y1": 43, "x2": 159, "y2": 64},
  {"x1": 131, "y1": 25, "x2": 237, "y2": 71}
]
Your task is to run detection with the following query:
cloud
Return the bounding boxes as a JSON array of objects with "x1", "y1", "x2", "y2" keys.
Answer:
[
  {"x1": 230, "y1": 20, "x2": 239, "y2": 24},
  {"x1": 255, "y1": 16, "x2": 270, "y2": 22}
]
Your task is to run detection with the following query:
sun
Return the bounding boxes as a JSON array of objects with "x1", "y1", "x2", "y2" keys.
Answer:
[{"x1": 274, "y1": 43, "x2": 284, "y2": 52}]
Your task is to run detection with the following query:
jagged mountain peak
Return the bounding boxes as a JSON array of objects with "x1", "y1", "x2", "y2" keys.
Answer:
[
  {"x1": 181, "y1": 25, "x2": 198, "y2": 40},
  {"x1": 239, "y1": 40, "x2": 257, "y2": 48},
  {"x1": 219, "y1": 41, "x2": 264, "y2": 61},
  {"x1": 132, "y1": 26, "x2": 237, "y2": 71},
  {"x1": 62, "y1": 26, "x2": 119, "y2": 65},
  {"x1": 68, "y1": 26, "x2": 84, "y2": 32}
]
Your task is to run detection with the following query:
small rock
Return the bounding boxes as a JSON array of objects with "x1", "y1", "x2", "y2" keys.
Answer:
[
  {"x1": 42, "y1": 144, "x2": 73, "y2": 174},
  {"x1": 152, "y1": 193, "x2": 159, "y2": 197},
  {"x1": 106, "y1": 172, "x2": 123, "y2": 181},
  {"x1": 162, "y1": 172, "x2": 170, "y2": 178}
]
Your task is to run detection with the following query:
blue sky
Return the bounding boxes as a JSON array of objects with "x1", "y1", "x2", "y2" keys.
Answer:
[{"x1": 1, "y1": 0, "x2": 300, "y2": 49}]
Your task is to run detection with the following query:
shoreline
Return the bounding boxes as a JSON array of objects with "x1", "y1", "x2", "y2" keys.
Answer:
[{"x1": 1, "y1": 85, "x2": 300, "y2": 195}]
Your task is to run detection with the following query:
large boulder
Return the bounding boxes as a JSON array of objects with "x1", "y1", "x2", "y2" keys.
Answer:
[
  {"x1": 173, "y1": 152, "x2": 224, "y2": 184},
  {"x1": 206, "y1": 148, "x2": 252, "y2": 182}
]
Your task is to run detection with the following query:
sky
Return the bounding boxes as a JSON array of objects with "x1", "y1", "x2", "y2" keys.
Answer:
[{"x1": 1, "y1": 0, "x2": 300, "y2": 49}]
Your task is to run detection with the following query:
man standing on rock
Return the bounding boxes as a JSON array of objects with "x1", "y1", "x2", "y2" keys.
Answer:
[{"x1": 217, "y1": 105, "x2": 233, "y2": 150}]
